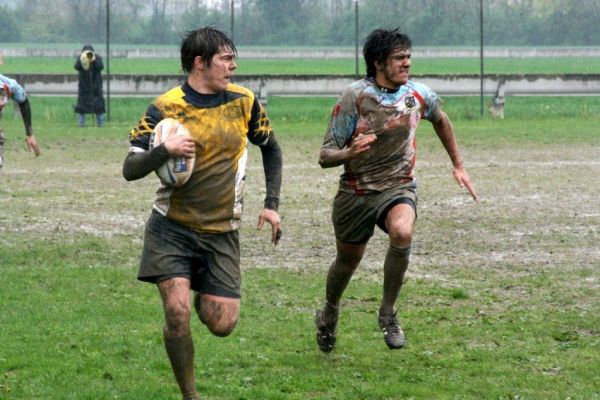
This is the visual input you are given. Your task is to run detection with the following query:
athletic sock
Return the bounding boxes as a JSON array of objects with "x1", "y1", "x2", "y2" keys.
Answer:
[
  {"x1": 325, "y1": 259, "x2": 356, "y2": 309},
  {"x1": 163, "y1": 329, "x2": 199, "y2": 399},
  {"x1": 380, "y1": 244, "x2": 411, "y2": 316}
]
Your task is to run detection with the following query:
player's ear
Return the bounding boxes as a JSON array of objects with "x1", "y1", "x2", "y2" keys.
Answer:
[{"x1": 194, "y1": 56, "x2": 206, "y2": 70}]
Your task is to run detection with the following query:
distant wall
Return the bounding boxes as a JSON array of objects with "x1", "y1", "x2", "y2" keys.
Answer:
[
  {"x1": 12, "y1": 73, "x2": 600, "y2": 97},
  {"x1": 3, "y1": 47, "x2": 600, "y2": 59}
]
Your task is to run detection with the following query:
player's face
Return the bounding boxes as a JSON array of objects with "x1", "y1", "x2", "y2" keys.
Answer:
[
  {"x1": 203, "y1": 47, "x2": 237, "y2": 93},
  {"x1": 376, "y1": 47, "x2": 411, "y2": 88}
]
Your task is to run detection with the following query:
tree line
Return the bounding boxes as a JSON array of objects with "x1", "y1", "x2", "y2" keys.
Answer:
[{"x1": 1, "y1": 0, "x2": 599, "y2": 47}]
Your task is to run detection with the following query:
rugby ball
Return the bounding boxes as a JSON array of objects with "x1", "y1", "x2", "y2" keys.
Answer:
[{"x1": 150, "y1": 118, "x2": 195, "y2": 187}]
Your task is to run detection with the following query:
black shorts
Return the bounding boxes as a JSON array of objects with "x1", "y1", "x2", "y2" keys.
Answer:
[
  {"x1": 332, "y1": 182, "x2": 417, "y2": 244},
  {"x1": 138, "y1": 210, "x2": 241, "y2": 298}
]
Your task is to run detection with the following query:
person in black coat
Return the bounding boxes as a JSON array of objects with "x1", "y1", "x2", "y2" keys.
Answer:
[{"x1": 74, "y1": 44, "x2": 106, "y2": 127}]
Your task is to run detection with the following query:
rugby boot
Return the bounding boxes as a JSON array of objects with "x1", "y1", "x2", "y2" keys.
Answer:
[
  {"x1": 378, "y1": 310, "x2": 405, "y2": 349},
  {"x1": 315, "y1": 306, "x2": 338, "y2": 353}
]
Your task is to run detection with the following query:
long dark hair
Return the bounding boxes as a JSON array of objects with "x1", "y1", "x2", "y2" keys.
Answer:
[{"x1": 363, "y1": 28, "x2": 411, "y2": 78}]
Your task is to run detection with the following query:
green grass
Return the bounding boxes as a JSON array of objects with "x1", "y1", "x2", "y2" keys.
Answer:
[
  {"x1": 1, "y1": 96, "x2": 599, "y2": 399},
  {"x1": 7, "y1": 94, "x2": 599, "y2": 139},
  {"x1": 3, "y1": 56, "x2": 600, "y2": 75},
  {"x1": 1, "y1": 239, "x2": 598, "y2": 399}
]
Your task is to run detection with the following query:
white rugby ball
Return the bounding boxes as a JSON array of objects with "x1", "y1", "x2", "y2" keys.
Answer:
[{"x1": 150, "y1": 118, "x2": 195, "y2": 187}]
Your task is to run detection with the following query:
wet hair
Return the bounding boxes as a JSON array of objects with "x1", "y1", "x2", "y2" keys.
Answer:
[
  {"x1": 363, "y1": 28, "x2": 411, "y2": 78},
  {"x1": 180, "y1": 26, "x2": 237, "y2": 73}
]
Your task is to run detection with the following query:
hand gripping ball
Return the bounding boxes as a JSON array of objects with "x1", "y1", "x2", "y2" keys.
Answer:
[{"x1": 150, "y1": 118, "x2": 195, "y2": 187}]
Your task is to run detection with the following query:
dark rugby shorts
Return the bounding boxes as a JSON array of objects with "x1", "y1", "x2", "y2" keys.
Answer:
[
  {"x1": 332, "y1": 182, "x2": 417, "y2": 244},
  {"x1": 138, "y1": 210, "x2": 241, "y2": 298}
]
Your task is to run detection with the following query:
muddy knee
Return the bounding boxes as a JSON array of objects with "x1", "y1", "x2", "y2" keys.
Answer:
[
  {"x1": 387, "y1": 220, "x2": 414, "y2": 247},
  {"x1": 162, "y1": 302, "x2": 192, "y2": 337},
  {"x1": 195, "y1": 294, "x2": 240, "y2": 337},
  {"x1": 159, "y1": 278, "x2": 192, "y2": 337}
]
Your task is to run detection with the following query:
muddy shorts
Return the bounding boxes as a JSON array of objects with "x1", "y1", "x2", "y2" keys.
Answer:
[
  {"x1": 332, "y1": 182, "x2": 417, "y2": 244},
  {"x1": 138, "y1": 210, "x2": 241, "y2": 298}
]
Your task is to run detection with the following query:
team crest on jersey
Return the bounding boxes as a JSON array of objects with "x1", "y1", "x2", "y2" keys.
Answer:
[
  {"x1": 223, "y1": 105, "x2": 243, "y2": 120},
  {"x1": 404, "y1": 95, "x2": 417, "y2": 110}
]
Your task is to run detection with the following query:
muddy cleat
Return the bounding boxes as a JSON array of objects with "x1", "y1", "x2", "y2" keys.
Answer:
[
  {"x1": 315, "y1": 307, "x2": 338, "y2": 353},
  {"x1": 0, "y1": 155, "x2": 3, "y2": 169},
  {"x1": 378, "y1": 310, "x2": 405, "y2": 349}
]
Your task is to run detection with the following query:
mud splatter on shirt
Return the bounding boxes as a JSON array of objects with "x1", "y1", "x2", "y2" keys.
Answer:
[{"x1": 322, "y1": 78, "x2": 442, "y2": 194}]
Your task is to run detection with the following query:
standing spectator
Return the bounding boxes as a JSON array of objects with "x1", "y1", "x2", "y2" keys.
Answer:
[
  {"x1": 0, "y1": 73, "x2": 41, "y2": 168},
  {"x1": 74, "y1": 44, "x2": 105, "y2": 127}
]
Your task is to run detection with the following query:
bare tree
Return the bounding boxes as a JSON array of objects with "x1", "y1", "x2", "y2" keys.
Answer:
[{"x1": 148, "y1": 0, "x2": 169, "y2": 43}]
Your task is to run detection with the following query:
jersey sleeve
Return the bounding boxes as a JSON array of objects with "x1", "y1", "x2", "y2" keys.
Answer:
[
  {"x1": 247, "y1": 97, "x2": 273, "y2": 146},
  {"x1": 412, "y1": 82, "x2": 442, "y2": 123},
  {"x1": 322, "y1": 88, "x2": 358, "y2": 149},
  {"x1": 128, "y1": 103, "x2": 164, "y2": 151},
  {"x1": 2, "y1": 77, "x2": 27, "y2": 104}
]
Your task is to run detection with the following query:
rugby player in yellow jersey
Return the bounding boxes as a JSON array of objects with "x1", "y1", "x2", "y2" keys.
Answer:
[{"x1": 123, "y1": 27, "x2": 282, "y2": 400}]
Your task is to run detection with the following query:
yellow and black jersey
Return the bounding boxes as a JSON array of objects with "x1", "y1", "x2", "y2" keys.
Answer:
[{"x1": 129, "y1": 82, "x2": 274, "y2": 233}]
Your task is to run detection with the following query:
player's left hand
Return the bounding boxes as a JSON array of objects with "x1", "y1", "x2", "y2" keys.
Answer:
[
  {"x1": 25, "y1": 135, "x2": 41, "y2": 157},
  {"x1": 257, "y1": 208, "x2": 282, "y2": 245},
  {"x1": 453, "y1": 165, "x2": 478, "y2": 201}
]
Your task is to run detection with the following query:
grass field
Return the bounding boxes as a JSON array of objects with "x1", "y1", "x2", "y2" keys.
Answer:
[
  {"x1": 1, "y1": 96, "x2": 599, "y2": 399},
  {"x1": 3, "y1": 56, "x2": 600, "y2": 75}
]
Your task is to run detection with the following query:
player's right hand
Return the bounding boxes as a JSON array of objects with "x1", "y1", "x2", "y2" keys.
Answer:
[
  {"x1": 164, "y1": 134, "x2": 196, "y2": 158},
  {"x1": 349, "y1": 133, "x2": 377, "y2": 156}
]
